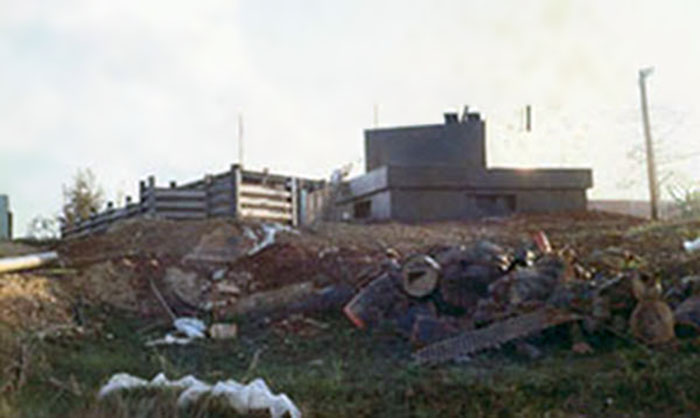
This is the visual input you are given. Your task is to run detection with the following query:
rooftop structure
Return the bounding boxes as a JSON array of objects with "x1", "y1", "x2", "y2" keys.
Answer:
[{"x1": 337, "y1": 107, "x2": 593, "y2": 221}]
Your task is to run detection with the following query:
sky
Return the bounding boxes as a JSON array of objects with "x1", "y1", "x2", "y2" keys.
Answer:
[{"x1": 1, "y1": 0, "x2": 700, "y2": 236}]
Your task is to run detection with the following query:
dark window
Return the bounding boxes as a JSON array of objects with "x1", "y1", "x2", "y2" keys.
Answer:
[
  {"x1": 471, "y1": 194, "x2": 515, "y2": 216},
  {"x1": 354, "y1": 200, "x2": 372, "y2": 219}
]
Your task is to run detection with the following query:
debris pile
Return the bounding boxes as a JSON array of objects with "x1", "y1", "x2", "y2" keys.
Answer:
[
  {"x1": 59, "y1": 219, "x2": 373, "y2": 323},
  {"x1": 343, "y1": 232, "x2": 700, "y2": 364}
]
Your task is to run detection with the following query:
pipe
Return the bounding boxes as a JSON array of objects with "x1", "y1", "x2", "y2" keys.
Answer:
[{"x1": 0, "y1": 251, "x2": 59, "y2": 274}]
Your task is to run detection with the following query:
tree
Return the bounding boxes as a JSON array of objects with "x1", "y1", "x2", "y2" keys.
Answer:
[
  {"x1": 61, "y1": 168, "x2": 105, "y2": 228},
  {"x1": 667, "y1": 183, "x2": 700, "y2": 219},
  {"x1": 26, "y1": 215, "x2": 60, "y2": 240}
]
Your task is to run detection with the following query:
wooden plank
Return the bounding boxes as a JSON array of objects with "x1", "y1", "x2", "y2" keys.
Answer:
[
  {"x1": 209, "y1": 185, "x2": 233, "y2": 194},
  {"x1": 153, "y1": 189, "x2": 207, "y2": 199},
  {"x1": 208, "y1": 193, "x2": 233, "y2": 204},
  {"x1": 156, "y1": 211, "x2": 207, "y2": 219},
  {"x1": 210, "y1": 207, "x2": 233, "y2": 216},
  {"x1": 234, "y1": 166, "x2": 242, "y2": 218},
  {"x1": 239, "y1": 184, "x2": 291, "y2": 199},
  {"x1": 239, "y1": 197, "x2": 293, "y2": 210},
  {"x1": 239, "y1": 208, "x2": 293, "y2": 222},
  {"x1": 125, "y1": 206, "x2": 142, "y2": 217},
  {"x1": 209, "y1": 203, "x2": 233, "y2": 213},
  {"x1": 241, "y1": 170, "x2": 291, "y2": 184},
  {"x1": 154, "y1": 200, "x2": 207, "y2": 210}
]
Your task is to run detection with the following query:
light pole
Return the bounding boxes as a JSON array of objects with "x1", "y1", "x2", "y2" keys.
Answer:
[{"x1": 639, "y1": 67, "x2": 659, "y2": 220}]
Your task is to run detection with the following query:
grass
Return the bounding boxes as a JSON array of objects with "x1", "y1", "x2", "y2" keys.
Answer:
[{"x1": 1, "y1": 308, "x2": 698, "y2": 418}]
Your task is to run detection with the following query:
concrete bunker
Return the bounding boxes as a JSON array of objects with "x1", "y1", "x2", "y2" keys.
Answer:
[{"x1": 337, "y1": 107, "x2": 592, "y2": 221}]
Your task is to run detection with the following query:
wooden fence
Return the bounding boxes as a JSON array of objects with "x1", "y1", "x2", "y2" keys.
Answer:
[{"x1": 61, "y1": 165, "x2": 323, "y2": 237}]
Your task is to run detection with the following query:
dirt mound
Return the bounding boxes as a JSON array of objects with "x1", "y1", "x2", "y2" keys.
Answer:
[
  {"x1": 52, "y1": 211, "x2": 662, "y2": 320},
  {"x1": 59, "y1": 218, "x2": 248, "y2": 265},
  {"x1": 0, "y1": 242, "x2": 46, "y2": 258},
  {"x1": 0, "y1": 273, "x2": 71, "y2": 331}
]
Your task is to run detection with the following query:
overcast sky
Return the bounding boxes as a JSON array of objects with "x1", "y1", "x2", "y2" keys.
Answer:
[{"x1": 1, "y1": 0, "x2": 699, "y2": 236}]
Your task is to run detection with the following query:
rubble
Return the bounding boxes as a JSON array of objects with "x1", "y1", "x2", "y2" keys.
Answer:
[
  {"x1": 674, "y1": 295, "x2": 700, "y2": 332},
  {"x1": 247, "y1": 222, "x2": 298, "y2": 256},
  {"x1": 182, "y1": 222, "x2": 259, "y2": 265},
  {"x1": 163, "y1": 267, "x2": 206, "y2": 309},
  {"x1": 273, "y1": 314, "x2": 329, "y2": 337},
  {"x1": 414, "y1": 308, "x2": 582, "y2": 365},
  {"x1": 343, "y1": 231, "x2": 700, "y2": 365},
  {"x1": 227, "y1": 282, "x2": 315, "y2": 317},
  {"x1": 43, "y1": 214, "x2": 700, "y2": 366},
  {"x1": 208, "y1": 322, "x2": 238, "y2": 339}
]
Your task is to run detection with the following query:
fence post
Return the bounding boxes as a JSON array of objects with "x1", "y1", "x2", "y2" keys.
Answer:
[
  {"x1": 139, "y1": 180, "x2": 145, "y2": 214},
  {"x1": 204, "y1": 174, "x2": 213, "y2": 218},
  {"x1": 291, "y1": 177, "x2": 299, "y2": 227},
  {"x1": 146, "y1": 175, "x2": 156, "y2": 216},
  {"x1": 232, "y1": 164, "x2": 242, "y2": 220}
]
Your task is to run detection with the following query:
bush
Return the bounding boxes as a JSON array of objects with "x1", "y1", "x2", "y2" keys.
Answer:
[{"x1": 668, "y1": 184, "x2": 700, "y2": 218}]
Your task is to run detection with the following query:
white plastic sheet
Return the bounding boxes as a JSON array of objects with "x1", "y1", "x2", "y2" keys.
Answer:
[
  {"x1": 684, "y1": 237, "x2": 700, "y2": 252},
  {"x1": 145, "y1": 317, "x2": 206, "y2": 346},
  {"x1": 247, "y1": 223, "x2": 297, "y2": 256},
  {"x1": 99, "y1": 372, "x2": 301, "y2": 418},
  {"x1": 173, "y1": 317, "x2": 206, "y2": 339}
]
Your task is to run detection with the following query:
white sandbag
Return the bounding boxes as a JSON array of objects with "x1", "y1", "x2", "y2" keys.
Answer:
[
  {"x1": 173, "y1": 317, "x2": 206, "y2": 339},
  {"x1": 684, "y1": 237, "x2": 700, "y2": 252},
  {"x1": 98, "y1": 372, "x2": 301, "y2": 418}
]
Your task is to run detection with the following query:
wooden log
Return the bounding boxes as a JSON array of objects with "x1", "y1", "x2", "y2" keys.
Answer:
[
  {"x1": 344, "y1": 273, "x2": 408, "y2": 329},
  {"x1": 401, "y1": 255, "x2": 440, "y2": 297},
  {"x1": 224, "y1": 282, "x2": 352, "y2": 321},
  {"x1": 0, "y1": 252, "x2": 59, "y2": 274}
]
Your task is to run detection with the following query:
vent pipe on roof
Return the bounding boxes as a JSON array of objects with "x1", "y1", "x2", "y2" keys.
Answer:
[
  {"x1": 461, "y1": 106, "x2": 470, "y2": 122},
  {"x1": 444, "y1": 113, "x2": 459, "y2": 124}
]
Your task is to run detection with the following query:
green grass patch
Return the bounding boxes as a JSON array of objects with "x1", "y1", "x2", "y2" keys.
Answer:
[{"x1": 1, "y1": 309, "x2": 699, "y2": 417}]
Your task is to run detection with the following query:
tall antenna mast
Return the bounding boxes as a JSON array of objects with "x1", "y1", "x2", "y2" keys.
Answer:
[{"x1": 238, "y1": 112, "x2": 244, "y2": 168}]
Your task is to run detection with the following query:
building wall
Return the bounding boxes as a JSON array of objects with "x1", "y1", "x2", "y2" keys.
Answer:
[
  {"x1": 0, "y1": 195, "x2": 11, "y2": 240},
  {"x1": 362, "y1": 191, "x2": 392, "y2": 220},
  {"x1": 365, "y1": 119, "x2": 486, "y2": 172},
  {"x1": 390, "y1": 189, "x2": 474, "y2": 222},
  {"x1": 514, "y1": 189, "x2": 587, "y2": 212},
  {"x1": 359, "y1": 188, "x2": 587, "y2": 222}
]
